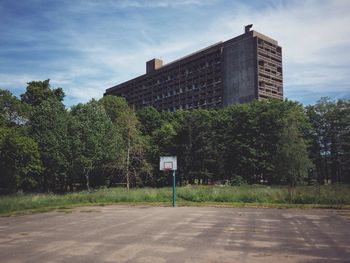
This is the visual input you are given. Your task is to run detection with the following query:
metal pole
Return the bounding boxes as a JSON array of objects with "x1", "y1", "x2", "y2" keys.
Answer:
[{"x1": 172, "y1": 169, "x2": 176, "y2": 207}]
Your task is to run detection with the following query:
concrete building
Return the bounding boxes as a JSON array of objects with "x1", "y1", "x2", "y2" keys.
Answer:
[{"x1": 105, "y1": 25, "x2": 283, "y2": 111}]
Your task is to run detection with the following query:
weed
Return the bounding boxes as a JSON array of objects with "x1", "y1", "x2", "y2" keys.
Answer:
[{"x1": 1, "y1": 185, "x2": 349, "y2": 216}]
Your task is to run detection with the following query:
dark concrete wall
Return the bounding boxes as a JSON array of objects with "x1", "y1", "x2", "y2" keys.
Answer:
[{"x1": 222, "y1": 37, "x2": 257, "y2": 106}]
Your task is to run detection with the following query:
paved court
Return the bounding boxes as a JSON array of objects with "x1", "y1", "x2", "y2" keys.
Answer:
[{"x1": 0, "y1": 205, "x2": 350, "y2": 263}]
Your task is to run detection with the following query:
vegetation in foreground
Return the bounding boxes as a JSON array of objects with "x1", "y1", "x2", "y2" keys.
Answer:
[
  {"x1": 1, "y1": 185, "x2": 350, "y2": 216},
  {"x1": 1, "y1": 80, "x2": 350, "y2": 195}
]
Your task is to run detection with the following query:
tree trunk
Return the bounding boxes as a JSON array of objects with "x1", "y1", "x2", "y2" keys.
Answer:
[
  {"x1": 133, "y1": 167, "x2": 137, "y2": 187},
  {"x1": 126, "y1": 136, "x2": 130, "y2": 191},
  {"x1": 85, "y1": 169, "x2": 91, "y2": 192}
]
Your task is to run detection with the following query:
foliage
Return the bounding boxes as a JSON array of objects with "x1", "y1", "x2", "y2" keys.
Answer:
[
  {"x1": 173, "y1": 110, "x2": 218, "y2": 185},
  {"x1": 0, "y1": 89, "x2": 29, "y2": 127},
  {"x1": 21, "y1": 79, "x2": 64, "y2": 107},
  {"x1": 0, "y1": 89, "x2": 42, "y2": 194},
  {"x1": 100, "y1": 96, "x2": 151, "y2": 188},
  {"x1": 0, "y1": 81, "x2": 349, "y2": 194},
  {"x1": 0, "y1": 126, "x2": 42, "y2": 193},
  {"x1": 274, "y1": 110, "x2": 314, "y2": 186},
  {"x1": 137, "y1": 106, "x2": 162, "y2": 135},
  {"x1": 27, "y1": 98, "x2": 70, "y2": 192},
  {"x1": 306, "y1": 98, "x2": 350, "y2": 184},
  {"x1": 69, "y1": 99, "x2": 119, "y2": 191}
]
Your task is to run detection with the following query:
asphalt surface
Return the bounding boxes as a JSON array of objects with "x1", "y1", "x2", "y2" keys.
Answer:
[{"x1": 0, "y1": 205, "x2": 350, "y2": 263}]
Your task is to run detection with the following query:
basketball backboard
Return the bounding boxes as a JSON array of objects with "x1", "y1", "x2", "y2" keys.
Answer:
[{"x1": 160, "y1": 156, "x2": 177, "y2": 171}]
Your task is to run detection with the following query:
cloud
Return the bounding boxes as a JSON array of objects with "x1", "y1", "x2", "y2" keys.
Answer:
[
  {"x1": 77, "y1": 0, "x2": 215, "y2": 9},
  {"x1": 189, "y1": 0, "x2": 350, "y2": 103},
  {"x1": 0, "y1": 0, "x2": 349, "y2": 106}
]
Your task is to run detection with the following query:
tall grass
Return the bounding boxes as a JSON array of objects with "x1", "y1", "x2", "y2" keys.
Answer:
[
  {"x1": 1, "y1": 185, "x2": 350, "y2": 215},
  {"x1": 0, "y1": 188, "x2": 171, "y2": 215},
  {"x1": 177, "y1": 184, "x2": 350, "y2": 204}
]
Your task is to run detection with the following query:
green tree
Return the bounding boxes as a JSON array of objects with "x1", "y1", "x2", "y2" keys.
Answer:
[
  {"x1": 21, "y1": 79, "x2": 64, "y2": 107},
  {"x1": 336, "y1": 99, "x2": 350, "y2": 183},
  {"x1": 70, "y1": 99, "x2": 119, "y2": 191},
  {"x1": 219, "y1": 99, "x2": 308, "y2": 185},
  {"x1": 137, "y1": 106, "x2": 162, "y2": 136},
  {"x1": 173, "y1": 110, "x2": 218, "y2": 185},
  {"x1": 306, "y1": 98, "x2": 350, "y2": 184},
  {"x1": 152, "y1": 121, "x2": 177, "y2": 185},
  {"x1": 221, "y1": 103, "x2": 256, "y2": 183},
  {"x1": 0, "y1": 89, "x2": 29, "y2": 127},
  {"x1": 27, "y1": 98, "x2": 70, "y2": 192},
  {"x1": 274, "y1": 110, "x2": 313, "y2": 186},
  {"x1": 99, "y1": 96, "x2": 150, "y2": 189},
  {"x1": 0, "y1": 89, "x2": 42, "y2": 193},
  {"x1": 0, "y1": 126, "x2": 42, "y2": 193},
  {"x1": 137, "y1": 107, "x2": 178, "y2": 186}
]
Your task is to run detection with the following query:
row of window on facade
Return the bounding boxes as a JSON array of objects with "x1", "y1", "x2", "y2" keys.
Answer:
[
  {"x1": 142, "y1": 65, "x2": 221, "y2": 87},
  {"x1": 160, "y1": 98, "x2": 222, "y2": 112},
  {"x1": 144, "y1": 94, "x2": 222, "y2": 105},
  {"x1": 259, "y1": 80, "x2": 283, "y2": 91},
  {"x1": 258, "y1": 51, "x2": 282, "y2": 64},
  {"x1": 164, "y1": 80, "x2": 220, "y2": 95},
  {"x1": 259, "y1": 72, "x2": 283, "y2": 84},
  {"x1": 257, "y1": 39, "x2": 282, "y2": 53},
  {"x1": 257, "y1": 45, "x2": 282, "y2": 56},
  {"x1": 124, "y1": 78, "x2": 222, "y2": 99},
  {"x1": 258, "y1": 60, "x2": 282, "y2": 73},
  {"x1": 142, "y1": 90, "x2": 222, "y2": 104}
]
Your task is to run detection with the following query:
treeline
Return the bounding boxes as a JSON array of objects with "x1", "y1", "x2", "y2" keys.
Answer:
[{"x1": 0, "y1": 80, "x2": 349, "y2": 193}]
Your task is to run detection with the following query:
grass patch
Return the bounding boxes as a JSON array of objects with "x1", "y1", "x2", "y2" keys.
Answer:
[
  {"x1": 1, "y1": 185, "x2": 350, "y2": 216},
  {"x1": 177, "y1": 184, "x2": 350, "y2": 205}
]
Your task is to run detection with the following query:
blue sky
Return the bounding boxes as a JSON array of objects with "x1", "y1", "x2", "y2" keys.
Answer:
[{"x1": 1, "y1": 0, "x2": 349, "y2": 106}]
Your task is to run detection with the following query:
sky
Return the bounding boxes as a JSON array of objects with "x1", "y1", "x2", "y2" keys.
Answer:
[{"x1": 0, "y1": 0, "x2": 349, "y2": 106}]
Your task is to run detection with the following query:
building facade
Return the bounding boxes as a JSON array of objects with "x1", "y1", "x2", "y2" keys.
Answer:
[{"x1": 105, "y1": 26, "x2": 283, "y2": 111}]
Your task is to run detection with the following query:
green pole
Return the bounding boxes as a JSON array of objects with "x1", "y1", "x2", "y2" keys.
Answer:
[{"x1": 172, "y1": 170, "x2": 176, "y2": 207}]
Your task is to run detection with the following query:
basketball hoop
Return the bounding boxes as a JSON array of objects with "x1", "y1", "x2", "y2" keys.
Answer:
[
  {"x1": 164, "y1": 167, "x2": 171, "y2": 174},
  {"x1": 159, "y1": 156, "x2": 177, "y2": 171},
  {"x1": 160, "y1": 156, "x2": 177, "y2": 207}
]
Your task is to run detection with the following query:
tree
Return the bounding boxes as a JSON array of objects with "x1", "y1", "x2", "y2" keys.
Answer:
[
  {"x1": 70, "y1": 99, "x2": 119, "y2": 191},
  {"x1": 336, "y1": 99, "x2": 350, "y2": 183},
  {"x1": 2, "y1": 78, "x2": 349, "y2": 193},
  {"x1": 21, "y1": 79, "x2": 64, "y2": 107},
  {"x1": 222, "y1": 103, "x2": 256, "y2": 183},
  {"x1": 151, "y1": 121, "x2": 177, "y2": 185},
  {"x1": 274, "y1": 110, "x2": 313, "y2": 186},
  {"x1": 0, "y1": 89, "x2": 42, "y2": 193},
  {"x1": 137, "y1": 106, "x2": 162, "y2": 136},
  {"x1": 0, "y1": 89, "x2": 29, "y2": 127},
  {"x1": 0, "y1": 126, "x2": 42, "y2": 193},
  {"x1": 99, "y1": 96, "x2": 150, "y2": 189},
  {"x1": 173, "y1": 110, "x2": 218, "y2": 185},
  {"x1": 27, "y1": 98, "x2": 70, "y2": 192},
  {"x1": 306, "y1": 98, "x2": 350, "y2": 184}
]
